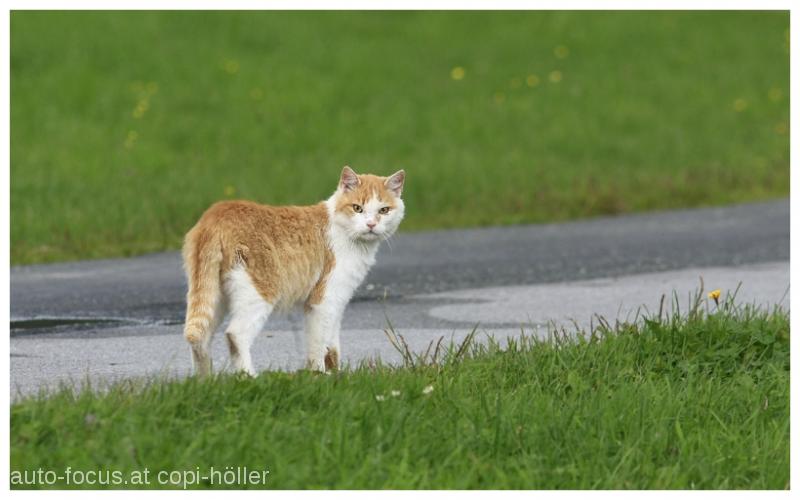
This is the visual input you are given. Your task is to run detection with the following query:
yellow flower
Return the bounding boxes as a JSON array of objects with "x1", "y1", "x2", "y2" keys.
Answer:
[
  {"x1": 224, "y1": 185, "x2": 236, "y2": 196},
  {"x1": 132, "y1": 99, "x2": 149, "y2": 119},
  {"x1": 249, "y1": 88, "x2": 264, "y2": 100},
  {"x1": 548, "y1": 70, "x2": 563, "y2": 83},
  {"x1": 554, "y1": 45, "x2": 570, "y2": 59},
  {"x1": 223, "y1": 59, "x2": 240, "y2": 74},
  {"x1": 768, "y1": 87, "x2": 783, "y2": 102},
  {"x1": 733, "y1": 98, "x2": 748, "y2": 112},
  {"x1": 450, "y1": 66, "x2": 465, "y2": 80},
  {"x1": 123, "y1": 130, "x2": 138, "y2": 149},
  {"x1": 422, "y1": 385, "x2": 434, "y2": 395},
  {"x1": 526, "y1": 74, "x2": 540, "y2": 87},
  {"x1": 708, "y1": 289, "x2": 721, "y2": 305}
]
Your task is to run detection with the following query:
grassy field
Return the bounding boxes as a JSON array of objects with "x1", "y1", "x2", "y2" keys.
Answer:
[
  {"x1": 11, "y1": 298, "x2": 789, "y2": 489},
  {"x1": 10, "y1": 11, "x2": 789, "y2": 264}
]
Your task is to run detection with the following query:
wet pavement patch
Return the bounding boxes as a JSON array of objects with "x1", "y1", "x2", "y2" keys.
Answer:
[{"x1": 10, "y1": 317, "x2": 145, "y2": 337}]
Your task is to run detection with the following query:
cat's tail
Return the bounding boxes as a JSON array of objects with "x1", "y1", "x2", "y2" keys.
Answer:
[{"x1": 182, "y1": 226, "x2": 223, "y2": 377}]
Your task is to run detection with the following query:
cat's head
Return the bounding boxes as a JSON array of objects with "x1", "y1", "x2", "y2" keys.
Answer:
[{"x1": 329, "y1": 166, "x2": 406, "y2": 242}]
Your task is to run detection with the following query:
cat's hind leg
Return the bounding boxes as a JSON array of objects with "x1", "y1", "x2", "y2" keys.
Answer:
[
  {"x1": 225, "y1": 309, "x2": 270, "y2": 376},
  {"x1": 185, "y1": 299, "x2": 225, "y2": 377},
  {"x1": 224, "y1": 267, "x2": 272, "y2": 376}
]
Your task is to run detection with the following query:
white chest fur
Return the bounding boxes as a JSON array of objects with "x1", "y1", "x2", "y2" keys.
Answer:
[
  {"x1": 301, "y1": 208, "x2": 381, "y2": 372},
  {"x1": 322, "y1": 223, "x2": 379, "y2": 310}
]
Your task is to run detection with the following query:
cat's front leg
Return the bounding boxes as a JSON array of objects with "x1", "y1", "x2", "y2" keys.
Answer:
[
  {"x1": 323, "y1": 325, "x2": 341, "y2": 371},
  {"x1": 304, "y1": 303, "x2": 343, "y2": 372}
]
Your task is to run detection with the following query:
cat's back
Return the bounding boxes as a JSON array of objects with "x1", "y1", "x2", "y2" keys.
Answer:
[
  {"x1": 184, "y1": 199, "x2": 331, "y2": 307},
  {"x1": 192, "y1": 199, "x2": 328, "y2": 239}
]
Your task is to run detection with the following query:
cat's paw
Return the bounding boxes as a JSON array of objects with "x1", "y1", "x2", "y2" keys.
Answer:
[
  {"x1": 324, "y1": 347, "x2": 340, "y2": 372},
  {"x1": 305, "y1": 358, "x2": 327, "y2": 373}
]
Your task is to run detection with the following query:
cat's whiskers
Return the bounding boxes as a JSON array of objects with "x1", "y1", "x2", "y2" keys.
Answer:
[{"x1": 381, "y1": 232, "x2": 395, "y2": 252}]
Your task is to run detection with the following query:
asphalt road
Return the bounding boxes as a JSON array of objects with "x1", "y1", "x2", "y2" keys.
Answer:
[
  {"x1": 11, "y1": 199, "x2": 788, "y2": 324},
  {"x1": 9, "y1": 199, "x2": 790, "y2": 397}
]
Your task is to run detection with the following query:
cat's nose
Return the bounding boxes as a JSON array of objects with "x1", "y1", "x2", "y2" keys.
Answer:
[{"x1": 366, "y1": 221, "x2": 377, "y2": 229}]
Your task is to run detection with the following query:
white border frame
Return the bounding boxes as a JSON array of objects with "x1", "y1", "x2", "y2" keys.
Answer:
[{"x1": 2, "y1": 3, "x2": 795, "y2": 498}]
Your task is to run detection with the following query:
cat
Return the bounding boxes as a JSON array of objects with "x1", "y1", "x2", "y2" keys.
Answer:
[{"x1": 182, "y1": 166, "x2": 405, "y2": 376}]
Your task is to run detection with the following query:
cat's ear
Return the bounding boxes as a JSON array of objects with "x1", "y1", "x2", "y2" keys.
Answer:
[
  {"x1": 384, "y1": 170, "x2": 405, "y2": 197},
  {"x1": 339, "y1": 166, "x2": 360, "y2": 192}
]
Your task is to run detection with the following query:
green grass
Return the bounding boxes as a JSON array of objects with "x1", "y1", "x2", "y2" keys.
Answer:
[
  {"x1": 10, "y1": 11, "x2": 789, "y2": 264},
  {"x1": 11, "y1": 298, "x2": 789, "y2": 489}
]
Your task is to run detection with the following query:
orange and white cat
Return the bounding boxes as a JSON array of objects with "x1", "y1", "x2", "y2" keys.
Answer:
[{"x1": 182, "y1": 166, "x2": 405, "y2": 376}]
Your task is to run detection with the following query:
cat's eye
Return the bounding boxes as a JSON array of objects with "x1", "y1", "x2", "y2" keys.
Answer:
[
  {"x1": 352, "y1": 204, "x2": 363, "y2": 213},
  {"x1": 379, "y1": 207, "x2": 391, "y2": 214}
]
